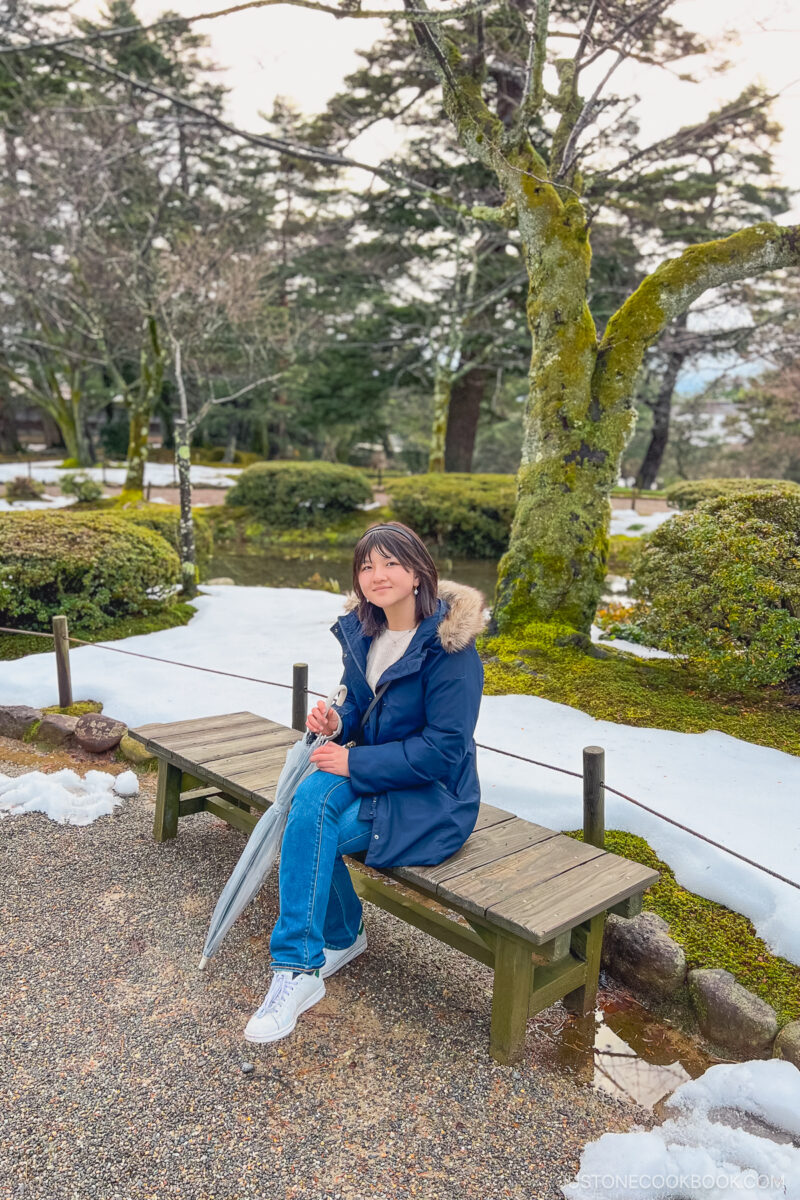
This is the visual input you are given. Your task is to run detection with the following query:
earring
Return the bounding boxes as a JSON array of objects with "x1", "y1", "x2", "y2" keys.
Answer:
[{"x1": 414, "y1": 586, "x2": 419, "y2": 595}]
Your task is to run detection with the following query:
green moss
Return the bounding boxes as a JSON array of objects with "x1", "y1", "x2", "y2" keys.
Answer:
[
  {"x1": 567, "y1": 829, "x2": 800, "y2": 1027},
  {"x1": 0, "y1": 603, "x2": 196, "y2": 662},
  {"x1": 22, "y1": 720, "x2": 41, "y2": 743},
  {"x1": 41, "y1": 701, "x2": 103, "y2": 717},
  {"x1": 478, "y1": 621, "x2": 800, "y2": 757}
]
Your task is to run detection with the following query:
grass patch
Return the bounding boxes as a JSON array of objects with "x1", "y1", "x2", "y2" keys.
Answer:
[
  {"x1": 0, "y1": 603, "x2": 197, "y2": 662},
  {"x1": 607, "y1": 535, "x2": 641, "y2": 575},
  {"x1": 478, "y1": 622, "x2": 800, "y2": 757},
  {"x1": 567, "y1": 829, "x2": 800, "y2": 1027}
]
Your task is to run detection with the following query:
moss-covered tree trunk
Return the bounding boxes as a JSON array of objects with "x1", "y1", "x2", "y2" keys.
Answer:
[
  {"x1": 124, "y1": 398, "x2": 150, "y2": 492},
  {"x1": 174, "y1": 418, "x2": 197, "y2": 598},
  {"x1": 428, "y1": 362, "x2": 451, "y2": 473},
  {"x1": 405, "y1": 13, "x2": 800, "y2": 635},
  {"x1": 123, "y1": 316, "x2": 165, "y2": 494}
]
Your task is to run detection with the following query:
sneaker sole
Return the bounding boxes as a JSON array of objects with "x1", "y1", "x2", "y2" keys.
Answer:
[
  {"x1": 243, "y1": 981, "x2": 326, "y2": 1044},
  {"x1": 320, "y1": 939, "x2": 367, "y2": 980}
]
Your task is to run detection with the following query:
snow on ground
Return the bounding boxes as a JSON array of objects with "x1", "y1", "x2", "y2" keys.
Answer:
[
  {"x1": 0, "y1": 460, "x2": 240, "y2": 488},
  {"x1": 562, "y1": 1059, "x2": 800, "y2": 1199},
  {"x1": 610, "y1": 509, "x2": 675, "y2": 537},
  {"x1": 0, "y1": 768, "x2": 138, "y2": 825},
  {"x1": 2, "y1": 586, "x2": 799, "y2": 962},
  {"x1": 0, "y1": 494, "x2": 77, "y2": 512},
  {"x1": 590, "y1": 625, "x2": 675, "y2": 660}
]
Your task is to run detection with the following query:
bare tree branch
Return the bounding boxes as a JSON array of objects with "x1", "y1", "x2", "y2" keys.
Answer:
[{"x1": 0, "y1": 0, "x2": 495, "y2": 56}]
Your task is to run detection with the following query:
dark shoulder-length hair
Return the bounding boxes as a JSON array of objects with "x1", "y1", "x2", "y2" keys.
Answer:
[{"x1": 351, "y1": 521, "x2": 439, "y2": 636}]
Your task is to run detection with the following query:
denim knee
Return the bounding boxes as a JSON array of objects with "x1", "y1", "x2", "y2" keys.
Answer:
[{"x1": 290, "y1": 771, "x2": 353, "y2": 823}]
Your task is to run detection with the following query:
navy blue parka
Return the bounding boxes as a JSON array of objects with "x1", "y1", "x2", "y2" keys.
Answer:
[{"x1": 329, "y1": 579, "x2": 487, "y2": 869}]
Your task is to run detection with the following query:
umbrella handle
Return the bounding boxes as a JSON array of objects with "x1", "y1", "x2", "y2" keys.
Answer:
[{"x1": 304, "y1": 683, "x2": 348, "y2": 746}]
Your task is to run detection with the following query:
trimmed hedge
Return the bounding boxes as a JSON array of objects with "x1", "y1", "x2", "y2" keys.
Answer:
[
  {"x1": 387, "y1": 474, "x2": 515, "y2": 557},
  {"x1": 60, "y1": 473, "x2": 103, "y2": 503},
  {"x1": 115, "y1": 504, "x2": 213, "y2": 564},
  {"x1": 225, "y1": 461, "x2": 373, "y2": 528},
  {"x1": 630, "y1": 491, "x2": 800, "y2": 688},
  {"x1": 0, "y1": 511, "x2": 180, "y2": 632},
  {"x1": 665, "y1": 477, "x2": 800, "y2": 510}
]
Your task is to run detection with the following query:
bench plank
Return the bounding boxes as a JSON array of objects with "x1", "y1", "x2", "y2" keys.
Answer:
[
  {"x1": 147, "y1": 717, "x2": 277, "y2": 752},
  {"x1": 434, "y1": 835, "x2": 606, "y2": 926},
  {"x1": 395, "y1": 819, "x2": 558, "y2": 889},
  {"x1": 134, "y1": 711, "x2": 258, "y2": 740},
  {"x1": 502, "y1": 855, "x2": 659, "y2": 943}
]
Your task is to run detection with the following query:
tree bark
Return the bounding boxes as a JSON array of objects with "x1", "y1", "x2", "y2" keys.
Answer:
[
  {"x1": 445, "y1": 366, "x2": 487, "y2": 472},
  {"x1": 428, "y1": 362, "x2": 452, "y2": 472},
  {"x1": 635, "y1": 313, "x2": 689, "y2": 490},
  {"x1": 124, "y1": 398, "x2": 150, "y2": 492},
  {"x1": 174, "y1": 418, "x2": 198, "y2": 598}
]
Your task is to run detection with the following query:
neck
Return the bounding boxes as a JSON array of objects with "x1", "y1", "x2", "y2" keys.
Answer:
[{"x1": 381, "y1": 594, "x2": 418, "y2": 631}]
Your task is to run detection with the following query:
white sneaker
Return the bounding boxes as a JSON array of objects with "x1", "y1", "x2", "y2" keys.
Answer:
[
  {"x1": 243, "y1": 969, "x2": 325, "y2": 1043},
  {"x1": 321, "y1": 920, "x2": 367, "y2": 979}
]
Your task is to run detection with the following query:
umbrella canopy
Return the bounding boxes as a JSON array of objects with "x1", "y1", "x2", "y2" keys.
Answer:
[{"x1": 198, "y1": 684, "x2": 347, "y2": 969}]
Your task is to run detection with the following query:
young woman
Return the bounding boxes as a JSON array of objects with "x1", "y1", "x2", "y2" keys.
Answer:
[{"x1": 244, "y1": 520, "x2": 487, "y2": 1043}]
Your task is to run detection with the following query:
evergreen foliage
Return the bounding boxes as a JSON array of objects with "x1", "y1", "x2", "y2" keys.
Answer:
[
  {"x1": 225, "y1": 461, "x2": 373, "y2": 528},
  {"x1": 631, "y1": 493, "x2": 800, "y2": 687},
  {"x1": 0, "y1": 511, "x2": 180, "y2": 631},
  {"x1": 388, "y1": 474, "x2": 515, "y2": 557}
]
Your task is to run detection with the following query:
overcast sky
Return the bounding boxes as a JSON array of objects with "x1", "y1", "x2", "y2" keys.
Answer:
[{"x1": 69, "y1": 0, "x2": 800, "y2": 221}]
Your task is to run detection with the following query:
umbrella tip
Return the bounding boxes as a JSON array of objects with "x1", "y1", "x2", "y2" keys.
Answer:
[{"x1": 198, "y1": 955, "x2": 209, "y2": 971}]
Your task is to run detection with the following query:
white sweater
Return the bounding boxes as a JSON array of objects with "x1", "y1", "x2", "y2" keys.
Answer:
[{"x1": 332, "y1": 624, "x2": 417, "y2": 738}]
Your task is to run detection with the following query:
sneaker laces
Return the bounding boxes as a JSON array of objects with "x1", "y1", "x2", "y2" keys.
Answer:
[{"x1": 255, "y1": 972, "x2": 302, "y2": 1018}]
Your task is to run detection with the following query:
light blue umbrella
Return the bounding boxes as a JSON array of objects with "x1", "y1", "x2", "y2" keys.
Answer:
[{"x1": 198, "y1": 683, "x2": 347, "y2": 969}]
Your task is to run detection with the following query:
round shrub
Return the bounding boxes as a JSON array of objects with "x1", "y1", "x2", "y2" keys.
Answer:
[
  {"x1": 0, "y1": 511, "x2": 180, "y2": 633},
  {"x1": 630, "y1": 492, "x2": 800, "y2": 688},
  {"x1": 114, "y1": 504, "x2": 214, "y2": 565},
  {"x1": 60, "y1": 472, "x2": 104, "y2": 503},
  {"x1": 225, "y1": 461, "x2": 373, "y2": 528},
  {"x1": 665, "y1": 477, "x2": 800, "y2": 510},
  {"x1": 387, "y1": 474, "x2": 515, "y2": 558},
  {"x1": 5, "y1": 476, "x2": 46, "y2": 501}
]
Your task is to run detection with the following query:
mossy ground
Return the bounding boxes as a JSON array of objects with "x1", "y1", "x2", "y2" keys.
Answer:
[
  {"x1": 567, "y1": 829, "x2": 800, "y2": 1028},
  {"x1": 478, "y1": 622, "x2": 800, "y2": 757},
  {"x1": 41, "y1": 701, "x2": 103, "y2": 717},
  {"x1": 0, "y1": 603, "x2": 196, "y2": 662}
]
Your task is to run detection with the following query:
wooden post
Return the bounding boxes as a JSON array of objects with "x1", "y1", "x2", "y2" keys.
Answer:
[
  {"x1": 292, "y1": 663, "x2": 308, "y2": 732},
  {"x1": 27, "y1": 460, "x2": 32, "y2": 478},
  {"x1": 101, "y1": 459, "x2": 107, "y2": 485},
  {"x1": 51, "y1": 615, "x2": 73, "y2": 708},
  {"x1": 153, "y1": 760, "x2": 182, "y2": 841},
  {"x1": 146, "y1": 481, "x2": 152, "y2": 502},
  {"x1": 583, "y1": 745, "x2": 605, "y2": 849}
]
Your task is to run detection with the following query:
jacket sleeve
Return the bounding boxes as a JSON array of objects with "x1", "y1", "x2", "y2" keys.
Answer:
[{"x1": 347, "y1": 647, "x2": 483, "y2": 795}]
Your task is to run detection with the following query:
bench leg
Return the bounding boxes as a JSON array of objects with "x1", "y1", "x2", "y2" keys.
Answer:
[
  {"x1": 153, "y1": 761, "x2": 181, "y2": 842},
  {"x1": 563, "y1": 913, "x2": 605, "y2": 1015},
  {"x1": 490, "y1": 934, "x2": 534, "y2": 1065}
]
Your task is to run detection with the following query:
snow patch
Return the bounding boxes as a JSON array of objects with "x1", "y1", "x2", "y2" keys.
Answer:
[
  {"x1": 562, "y1": 1060, "x2": 800, "y2": 1199},
  {"x1": 610, "y1": 509, "x2": 675, "y2": 538},
  {"x1": 0, "y1": 768, "x2": 138, "y2": 825}
]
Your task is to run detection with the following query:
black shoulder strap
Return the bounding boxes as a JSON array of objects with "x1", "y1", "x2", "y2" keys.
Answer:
[{"x1": 359, "y1": 681, "x2": 390, "y2": 730}]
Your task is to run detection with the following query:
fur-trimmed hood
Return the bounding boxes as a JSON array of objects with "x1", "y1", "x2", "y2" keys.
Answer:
[{"x1": 341, "y1": 578, "x2": 489, "y2": 653}]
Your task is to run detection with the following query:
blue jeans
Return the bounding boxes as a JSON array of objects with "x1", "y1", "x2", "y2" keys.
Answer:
[{"x1": 269, "y1": 769, "x2": 373, "y2": 973}]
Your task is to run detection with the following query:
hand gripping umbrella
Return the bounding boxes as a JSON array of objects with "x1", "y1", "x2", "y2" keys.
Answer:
[{"x1": 197, "y1": 683, "x2": 347, "y2": 970}]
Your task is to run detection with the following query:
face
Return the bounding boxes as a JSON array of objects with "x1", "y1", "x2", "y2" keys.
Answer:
[{"x1": 357, "y1": 546, "x2": 419, "y2": 608}]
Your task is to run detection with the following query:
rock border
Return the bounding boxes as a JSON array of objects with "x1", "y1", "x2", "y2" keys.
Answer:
[
  {"x1": 0, "y1": 702, "x2": 155, "y2": 768},
  {"x1": 601, "y1": 908, "x2": 799, "y2": 1067}
]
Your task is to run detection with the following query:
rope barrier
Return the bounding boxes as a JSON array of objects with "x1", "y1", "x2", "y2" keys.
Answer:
[{"x1": 2, "y1": 622, "x2": 798, "y2": 891}]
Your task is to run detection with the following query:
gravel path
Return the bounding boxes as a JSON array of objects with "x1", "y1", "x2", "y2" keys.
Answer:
[{"x1": 1, "y1": 749, "x2": 651, "y2": 1200}]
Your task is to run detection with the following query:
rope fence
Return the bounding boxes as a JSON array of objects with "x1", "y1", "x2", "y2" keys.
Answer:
[{"x1": 2, "y1": 618, "x2": 798, "y2": 893}]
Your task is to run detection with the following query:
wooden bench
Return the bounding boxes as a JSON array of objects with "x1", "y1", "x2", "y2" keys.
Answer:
[{"x1": 130, "y1": 711, "x2": 658, "y2": 1064}]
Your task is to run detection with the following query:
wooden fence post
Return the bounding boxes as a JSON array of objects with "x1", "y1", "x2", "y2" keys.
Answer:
[
  {"x1": 583, "y1": 745, "x2": 605, "y2": 849},
  {"x1": 292, "y1": 663, "x2": 308, "y2": 733},
  {"x1": 52, "y1": 614, "x2": 73, "y2": 708}
]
